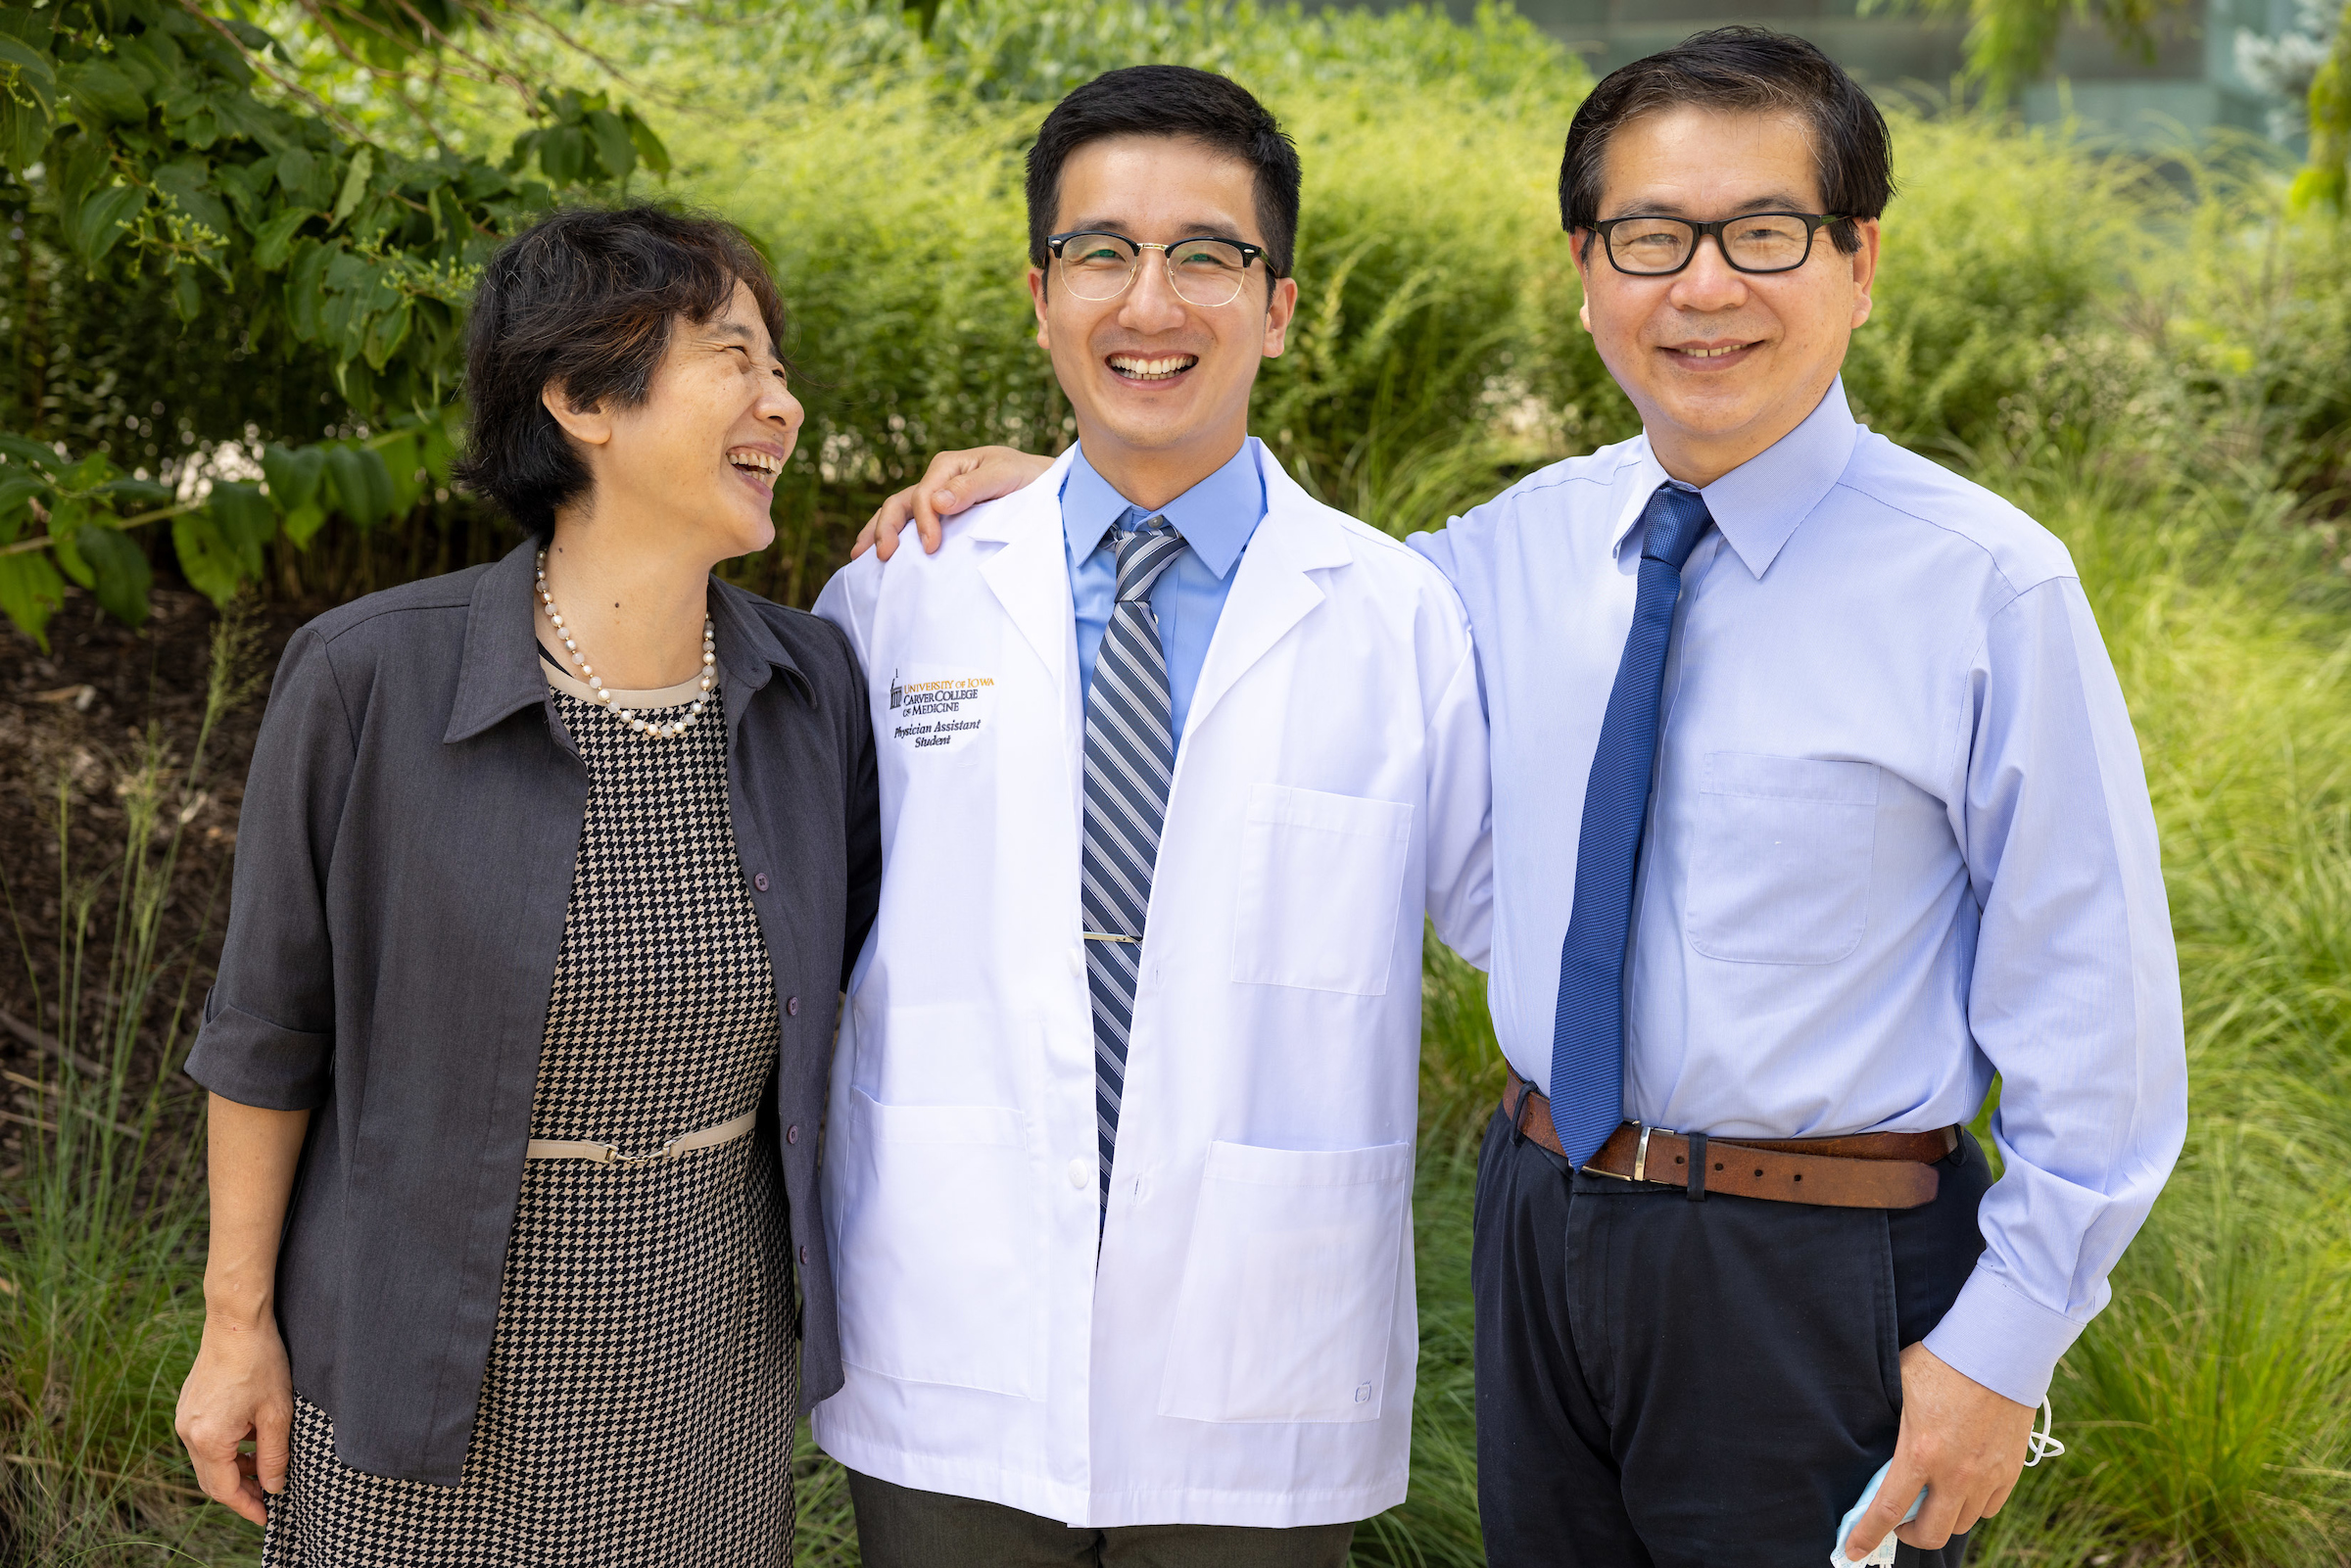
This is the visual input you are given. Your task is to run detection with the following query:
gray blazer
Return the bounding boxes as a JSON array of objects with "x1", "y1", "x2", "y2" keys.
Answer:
[{"x1": 185, "y1": 540, "x2": 881, "y2": 1486}]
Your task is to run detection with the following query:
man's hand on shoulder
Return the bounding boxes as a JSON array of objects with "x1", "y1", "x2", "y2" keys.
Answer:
[
  {"x1": 1844, "y1": 1343, "x2": 2036, "y2": 1560},
  {"x1": 853, "y1": 447, "x2": 1057, "y2": 561}
]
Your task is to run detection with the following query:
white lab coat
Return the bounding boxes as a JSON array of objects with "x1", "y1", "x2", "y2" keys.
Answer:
[{"x1": 811, "y1": 440, "x2": 1492, "y2": 1528}]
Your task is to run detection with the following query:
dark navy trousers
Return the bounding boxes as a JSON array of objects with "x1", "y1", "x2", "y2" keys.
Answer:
[{"x1": 1470, "y1": 1106, "x2": 1993, "y2": 1567}]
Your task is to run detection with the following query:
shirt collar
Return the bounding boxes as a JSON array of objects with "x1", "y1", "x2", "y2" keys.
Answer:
[
  {"x1": 1609, "y1": 378, "x2": 1860, "y2": 579},
  {"x1": 445, "y1": 540, "x2": 806, "y2": 744},
  {"x1": 1060, "y1": 437, "x2": 1267, "y2": 580}
]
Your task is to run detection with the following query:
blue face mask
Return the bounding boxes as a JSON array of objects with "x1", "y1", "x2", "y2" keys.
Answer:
[{"x1": 1830, "y1": 1398, "x2": 2064, "y2": 1567}]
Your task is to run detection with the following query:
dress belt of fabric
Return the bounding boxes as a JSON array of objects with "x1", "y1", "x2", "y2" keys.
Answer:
[
  {"x1": 1503, "y1": 1069, "x2": 1954, "y2": 1210},
  {"x1": 524, "y1": 1108, "x2": 759, "y2": 1165}
]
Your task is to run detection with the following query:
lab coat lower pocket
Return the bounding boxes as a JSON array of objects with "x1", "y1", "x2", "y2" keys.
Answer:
[
  {"x1": 1685, "y1": 752, "x2": 1879, "y2": 965},
  {"x1": 1158, "y1": 1140, "x2": 1413, "y2": 1425},
  {"x1": 836, "y1": 1089, "x2": 1044, "y2": 1399},
  {"x1": 1230, "y1": 785, "x2": 1414, "y2": 996}
]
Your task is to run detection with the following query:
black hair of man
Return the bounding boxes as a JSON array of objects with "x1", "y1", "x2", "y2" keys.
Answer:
[
  {"x1": 1025, "y1": 64, "x2": 1303, "y2": 290},
  {"x1": 456, "y1": 203, "x2": 787, "y2": 541},
  {"x1": 1559, "y1": 26, "x2": 1894, "y2": 257}
]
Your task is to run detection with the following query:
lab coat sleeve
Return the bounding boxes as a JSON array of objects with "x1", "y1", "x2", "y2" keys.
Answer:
[
  {"x1": 1421, "y1": 617, "x2": 1493, "y2": 972},
  {"x1": 813, "y1": 554, "x2": 880, "y2": 667}
]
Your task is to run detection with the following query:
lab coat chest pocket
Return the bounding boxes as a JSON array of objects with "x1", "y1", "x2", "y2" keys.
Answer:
[
  {"x1": 836, "y1": 1087, "x2": 1045, "y2": 1398},
  {"x1": 1230, "y1": 784, "x2": 1414, "y2": 996},
  {"x1": 1685, "y1": 752, "x2": 1879, "y2": 965},
  {"x1": 1158, "y1": 1141, "x2": 1413, "y2": 1425}
]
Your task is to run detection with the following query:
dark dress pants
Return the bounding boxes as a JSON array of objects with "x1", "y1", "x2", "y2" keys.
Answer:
[
  {"x1": 846, "y1": 1469, "x2": 1357, "y2": 1568},
  {"x1": 1471, "y1": 1106, "x2": 1992, "y2": 1568}
]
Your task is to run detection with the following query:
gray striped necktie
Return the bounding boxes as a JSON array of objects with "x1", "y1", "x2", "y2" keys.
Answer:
[{"x1": 1082, "y1": 511, "x2": 1186, "y2": 1211}]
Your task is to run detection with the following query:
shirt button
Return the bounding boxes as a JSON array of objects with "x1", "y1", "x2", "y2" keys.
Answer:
[
  {"x1": 1066, "y1": 1157, "x2": 1091, "y2": 1190},
  {"x1": 798, "y1": 1245, "x2": 809, "y2": 1265},
  {"x1": 1068, "y1": 946, "x2": 1084, "y2": 977},
  {"x1": 786, "y1": 995, "x2": 800, "y2": 1017},
  {"x1": 753, "y1": 872, "x2": 770, "y2": 893},
  {"x1": 786, "y1": 1124, "x2": 800, "y2": 1145}
]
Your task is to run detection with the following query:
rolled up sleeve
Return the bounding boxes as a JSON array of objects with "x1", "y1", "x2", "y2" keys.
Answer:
[
  {"x1": 1922, "y1": 578, "x2": 2188, "y2": 1405},
  {"x1": 185, "y1": 627, "x2": 354, "y2": 1111}
]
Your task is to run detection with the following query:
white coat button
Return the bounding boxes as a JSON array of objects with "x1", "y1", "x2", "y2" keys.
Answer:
[
  {"x1": 1067, "y1": 946, "x2": 1084, "y2": 977},
  {"x1": 1066, "y1": 1157, "x2": 1091, "y2": 1189}
]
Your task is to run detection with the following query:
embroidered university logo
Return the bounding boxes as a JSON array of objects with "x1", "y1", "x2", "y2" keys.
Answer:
[{"x1": 888, "y1": 669, "x2": 996, "y2": 753}]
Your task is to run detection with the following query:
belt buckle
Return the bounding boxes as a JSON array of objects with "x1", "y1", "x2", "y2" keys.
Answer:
[{"x1": 1577, "y1": 1121, "x2": 1674, "y2": 1182}]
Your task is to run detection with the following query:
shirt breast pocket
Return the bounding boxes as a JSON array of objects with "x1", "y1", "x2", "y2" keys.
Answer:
[
  {"x1": 1230, "y1": 784, "x2": 1414, "y2": 996},
  {"x1": 1684, "y1": 752, "x2": 1878, "y2": 966}
]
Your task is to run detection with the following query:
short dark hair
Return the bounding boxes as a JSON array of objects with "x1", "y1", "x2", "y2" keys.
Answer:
[
  {"x1": 1025, "y1": 65, "x2": 1302, "y2": 284},
  {"x1": 1559, "y1": 26, "x2": 1893, "y2": 257},
  {"x1": 456, "y1": 204, "x2": 787, "y2": 540}
]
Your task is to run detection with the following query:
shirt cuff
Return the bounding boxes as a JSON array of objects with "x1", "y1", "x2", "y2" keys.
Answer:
[{"x1": 1922, "y1": 1265, "x2": 2086, "y2": 1407}]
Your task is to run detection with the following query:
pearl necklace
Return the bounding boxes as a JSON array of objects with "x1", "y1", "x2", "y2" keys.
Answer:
[{"x1": 535, "y1": 549, "x2": 716, "y2": 740}]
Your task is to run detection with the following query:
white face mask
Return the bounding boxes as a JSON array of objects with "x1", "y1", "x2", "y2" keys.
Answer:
[{"x1": 1829, "y1": 1398, "x2": 2063, "y2": 1567}]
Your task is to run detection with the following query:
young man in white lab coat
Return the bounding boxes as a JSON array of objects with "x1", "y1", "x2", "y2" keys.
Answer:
[{"x1": 811, "y1": 65, "x2": 1493, "y2": 1567}]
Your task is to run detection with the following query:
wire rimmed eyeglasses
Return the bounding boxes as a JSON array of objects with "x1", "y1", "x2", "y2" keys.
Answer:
[
  {"x1": 1045, "y1": 231, "x2": 1271, "y2": 308},
  {"x1": 1585, "y1": 213, "x2": 1848, "y2": 276}
]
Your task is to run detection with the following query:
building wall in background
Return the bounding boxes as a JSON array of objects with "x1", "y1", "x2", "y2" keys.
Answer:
[{"x1": 1378, "y1": 0, "x2": 2312, "y2": 150}]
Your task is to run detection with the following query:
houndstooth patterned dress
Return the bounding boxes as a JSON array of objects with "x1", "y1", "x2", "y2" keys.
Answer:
[{"x1": 265, "y1": 664, "x2": 798, "y2": 1566}]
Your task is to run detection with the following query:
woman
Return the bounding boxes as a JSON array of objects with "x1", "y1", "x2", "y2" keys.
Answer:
[{"x1": 174, "y1": 205, "x2": 880, "y2": 1564}]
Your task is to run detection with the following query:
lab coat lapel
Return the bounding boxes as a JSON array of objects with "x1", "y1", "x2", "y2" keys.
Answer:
[
  {"x1": 1180, "y1": 453, "x2": 1353, "y2": 750},
  {"x1": 968, "y1": 449, "x2": 1080, "y2": 697}
]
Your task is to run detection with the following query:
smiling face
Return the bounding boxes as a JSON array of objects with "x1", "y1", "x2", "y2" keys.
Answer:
[
  {"x1": 1029, "y1": 134, "x2": 1299, "y2": 508},
  {"x1": 1575, "y1": 106, "x2": 1879, "y2": 487},
  {"x1": 546, "y1": 278, "x2": 802, "y2": 560}
]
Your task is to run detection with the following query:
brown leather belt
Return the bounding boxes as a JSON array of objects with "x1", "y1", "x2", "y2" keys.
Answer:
[{"x1": 1502, "y1": 1069, "x2": 1956, "y2": 1210}]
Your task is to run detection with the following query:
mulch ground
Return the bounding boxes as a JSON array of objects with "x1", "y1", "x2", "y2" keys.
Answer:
[{"x1": 0, "y1": 588, "x2": 305, "y2": 1180}]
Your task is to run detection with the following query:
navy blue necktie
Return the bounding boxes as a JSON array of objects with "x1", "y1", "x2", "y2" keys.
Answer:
[{"x1": 1548, "y1": 483, "x2": 1714, "y2": 1167}]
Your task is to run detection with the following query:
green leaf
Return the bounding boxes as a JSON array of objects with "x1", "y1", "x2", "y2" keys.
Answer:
[
  {"x1": 50, "y1": 507, "x2": 93, "y2": 587},
  {"x1": 59, "y1": 60, "x2": 147, "y2": 127},
  {"x1": 330, "y1": 145, "x2": 374, "y2": 227},
  {"x1": 207, "y1": 482, "x2": 275, "y2": 576},
  {"x1": 0, "y1": 96, "x2": 49, "y2": 177},
  {"x1": 0, "y1": 433, "x2": 59, "y2": 468},
  {"x1": 324, "y1": 444, "x2": 393, "y2": 529},
  {"x1": 262, "y1": 443, "x2": 325, "y2": 512},
  {"x1": 276, "y1": 145, "x2": 330, "y2": 209},
  {"x1": 537, "y1": 125, "x2": 586, "y2": 188},
  {"x1": 171, "y1": 510, "x2": 242, "y2": 603},
  {"x1": 73, "y1": 521, "x2": 152, "y2": 626},
  {"x1": 98, "y1": 477, "x2": 175, "y2": 507},
  {"x1": 0, "y1": 35, "x2": 59, "y2": 115},
  {"x1": 215, "y1": 157, "x2": 273, "y2": 225},
  {"x1": 363, "y1": 299, "x2": 411, "y2": 370},
  {"x1": 419, "y1": 411, "x2": 458, "y2": 482},
  {"x1": 286, "y1": 239, "x2": 332, "y2": 341},
  {"x1": 57, "y1": 131, "x2": 109, "y2": 211},
  {"x1": 0, "y1": 477, "x2": 42, "y2": 546},
  {"x1": 252, "y1": 206, "x2": 317, "y2": 269},
  {"x1": 375, "y1": 431, "x2": 422, "y2": 514},
  {"x1": 0, "y1": 550, "x2": 66, "y2": 647},
  {"x1": 171, "y1": 262, "x2": 202, "y2": 322},
  {"x1": 152, "y1": 157, "x2": 233, "y2": 244},
  {"x1": 623, "y1": 107, "x2": 670, "y2": 177},
  {"x1": 73, "y1": 182, "x2": 147, "y2": 265},
  {"x1": 585, "y1": 109, "x2": 635, "y2": 184},
  {"x1": 279, "y1": 499, "x2": 326, "y2": 548}
]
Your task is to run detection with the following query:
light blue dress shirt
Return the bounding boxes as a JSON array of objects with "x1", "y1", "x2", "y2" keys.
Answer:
[
  {"x1": 1409, "y1": 381, "x2": 2187, "y2": 1409},
  {"x1": 1064, "y1": 438, "x2": 1266, "y2": 744}
]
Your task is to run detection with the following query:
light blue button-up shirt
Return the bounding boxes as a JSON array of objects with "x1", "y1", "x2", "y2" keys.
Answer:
[
  {"x1": 1410, "y1": 381, "x2": 2186, "y2": 1408},
  {"x1": 1064, "y1": 438, "x2": 1267, "y2": 744}
]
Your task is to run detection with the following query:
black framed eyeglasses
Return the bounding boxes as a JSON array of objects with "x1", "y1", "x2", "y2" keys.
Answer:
[
  {"x1": 1586, "y1": 213, "x2": 1847, "y2": 276},
  {"x1": 1046, "y1": 231, "x2": 1270, "y2": 308}
]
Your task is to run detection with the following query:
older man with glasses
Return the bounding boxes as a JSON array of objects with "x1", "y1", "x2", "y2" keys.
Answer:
[{"x1": 860, "y1": 26, "x2": 2185, "y2": 1568}]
